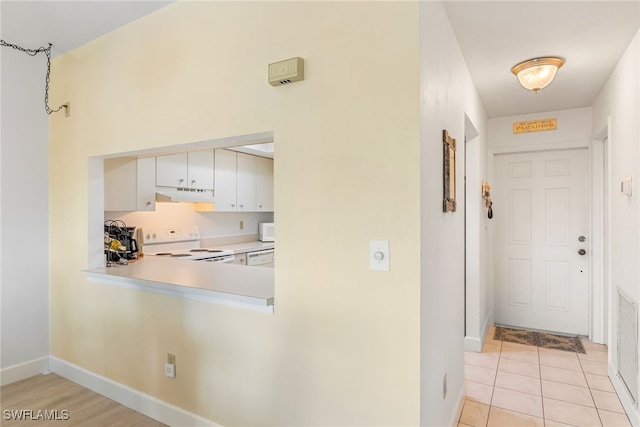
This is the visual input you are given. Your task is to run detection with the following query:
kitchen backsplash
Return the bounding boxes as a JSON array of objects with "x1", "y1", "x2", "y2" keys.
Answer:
[{"x1": 104, "y1": 202, "x2": 274, "y2": 239}]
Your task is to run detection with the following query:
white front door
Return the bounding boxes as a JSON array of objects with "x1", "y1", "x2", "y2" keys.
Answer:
[{"x1": 494, "y1": 149, "x2": 589, "y2": 335}]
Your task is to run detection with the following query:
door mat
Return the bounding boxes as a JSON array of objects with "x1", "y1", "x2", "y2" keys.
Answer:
[{"x1": 494, "y1": 326, "x2": 586, "y2": 354}]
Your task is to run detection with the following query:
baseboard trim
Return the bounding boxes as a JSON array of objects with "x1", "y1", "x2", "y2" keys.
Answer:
[
  {"x1": 464, "y1": 318, "x2": 491, "y2": 352},
  {"x1": 49, "y1": 356, "x2": 221, "y2": 427},
  {"x1": 464, "y1": 336, "x2": 483, "y2": 352},
  {"x1": 0, "y1": 356, "x2": 50, "y2": 386},
  {"x1": 449, "y1": 381, "x2": 467, "y2": 427},
  {"x1": 608, "y1": 362, "x2": 640, "y2": 427},
  {"x1": 481, "y1": 317, "x2": 490, "y2": 344}
]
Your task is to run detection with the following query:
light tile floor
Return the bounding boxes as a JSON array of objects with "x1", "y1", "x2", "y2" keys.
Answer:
[{"x1": 460, "y1": 326, "x2": 631, "y2": 427}]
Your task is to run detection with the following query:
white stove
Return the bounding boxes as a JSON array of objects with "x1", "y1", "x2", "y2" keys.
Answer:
[{"x1": 139, "y1": 226, "x2": 234, "y2": 263}]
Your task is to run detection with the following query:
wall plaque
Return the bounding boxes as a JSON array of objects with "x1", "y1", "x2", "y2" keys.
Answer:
[{"x1": 513, "y1": 118, "x2": 557, "y2": 134}]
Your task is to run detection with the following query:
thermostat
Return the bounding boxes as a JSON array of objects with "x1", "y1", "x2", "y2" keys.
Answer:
[{"x1": 268, "y1": 57, "x2": 304, "y2": 86}]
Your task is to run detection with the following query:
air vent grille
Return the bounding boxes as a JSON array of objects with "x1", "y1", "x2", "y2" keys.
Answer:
[{"x1": 617, "y1": 288, "x2": 638, "y2": 405}]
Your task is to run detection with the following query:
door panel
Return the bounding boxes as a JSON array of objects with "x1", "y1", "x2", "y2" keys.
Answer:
[{"x1": 494, "y1": 149, "x2": 588, "y2": 335}]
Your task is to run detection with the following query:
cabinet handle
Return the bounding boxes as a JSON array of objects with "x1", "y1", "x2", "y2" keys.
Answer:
[
  {"x1": 191, "y1": 180, "x2": 196, "y2": 184},
  {"x1": 239, "y1": 204, "x2": 244, "y2": 208},
  {"x1": 179, "y1": 178, "x2": 184, "y2": 183},
  {"x1": 231, "y1": 204, "x2": 235, "y2": 208}
]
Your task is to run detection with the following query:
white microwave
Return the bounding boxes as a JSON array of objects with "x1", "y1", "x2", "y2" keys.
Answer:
[{"x1": 259, "y1": 223, "x2": 274, "y2": 242}]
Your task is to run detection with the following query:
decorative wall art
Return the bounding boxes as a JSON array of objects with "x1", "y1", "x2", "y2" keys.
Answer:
[
  {"x1": 443, "y1": 130, "x2": 457, "y2": 212},
  {"x1": 482, "y1": 181, "x2": 493, "y2": 219}
]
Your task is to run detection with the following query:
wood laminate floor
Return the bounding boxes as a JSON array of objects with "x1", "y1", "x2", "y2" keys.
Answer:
[{"x1": 0, "y1": 373, "x2": 167, "y2": 426}]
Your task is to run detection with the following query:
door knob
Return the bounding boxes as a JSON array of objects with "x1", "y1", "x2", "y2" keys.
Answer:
[{"x1": 578, "y1": 249, "x2": 586, "y2": 256}]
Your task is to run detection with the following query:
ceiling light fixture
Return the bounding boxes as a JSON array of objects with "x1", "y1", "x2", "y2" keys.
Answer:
[{"x1": 511, "y1": 57, "x2": 565, "y2": 94}]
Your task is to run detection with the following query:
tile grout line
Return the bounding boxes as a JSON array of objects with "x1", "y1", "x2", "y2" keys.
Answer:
[
  {"x1": 537, "y1": 345, "x2": 546, "y2": 424},
  {"x1": 463, "y1": 332, "x2": 633, "y2": 427},
  {"x1": 579, "y1": 350, "x2": 605, "y2": 426},
  {"x1": 485, "y1": 339, "x2": 501, "y2": 427}
]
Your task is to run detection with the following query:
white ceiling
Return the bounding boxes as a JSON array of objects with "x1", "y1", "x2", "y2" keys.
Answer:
[
  {"x1": 2, "y1": 1, "x2": 639, "y2": 119},
  {"x1": 1, "y1": 1, "x2": 174, "y2": 57},
  {"x1": 443, "y1": 1, "x2": 640, "y2": 117}
]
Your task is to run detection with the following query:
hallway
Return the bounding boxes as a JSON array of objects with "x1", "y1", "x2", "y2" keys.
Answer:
[{"x1": 460, "y1": 327, "x2": 631, "y2": 426}]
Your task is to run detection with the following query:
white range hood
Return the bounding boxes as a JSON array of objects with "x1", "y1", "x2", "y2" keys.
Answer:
[{"x1": 156, "y1": 188, "x2": 214, "y2": 203}]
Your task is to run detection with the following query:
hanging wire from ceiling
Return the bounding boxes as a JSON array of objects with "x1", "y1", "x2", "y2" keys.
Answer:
[{"x1": 1, "y1": 39, "x2": 66, "y2": 115}]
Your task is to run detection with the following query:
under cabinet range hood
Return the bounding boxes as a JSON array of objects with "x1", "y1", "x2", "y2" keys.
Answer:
[{"x1": 155, "y1": 188, "x2": 214, "y2": 203}]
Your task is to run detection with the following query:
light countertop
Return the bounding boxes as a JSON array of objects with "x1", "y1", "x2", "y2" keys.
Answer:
[
  {"x1": 208, "y1": 240, "x2": 274, "y2": 254},
  {"x1": 83, "y1": 256, "x2": 274, "y2": 312}
]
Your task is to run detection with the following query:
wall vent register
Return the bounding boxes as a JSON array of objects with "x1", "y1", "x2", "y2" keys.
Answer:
[{"x1": 617, "y1": 287, "x2": 638, "y2": 405}]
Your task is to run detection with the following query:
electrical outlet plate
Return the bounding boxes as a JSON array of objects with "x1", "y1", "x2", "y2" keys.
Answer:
[
  {"x1": 369, "y1": 240, "x2": 390, "y2": 271},
  {"x1": 164, "y1": 363, "x2": 175, "y2": 378},
  {"x1": 165, "y1": 353, "x2": 176, "y2": 378}
]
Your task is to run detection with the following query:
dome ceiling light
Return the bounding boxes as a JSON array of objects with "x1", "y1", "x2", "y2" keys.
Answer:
[{"x1": 511, "y1": 57, "x2": 565, "y2": 94}]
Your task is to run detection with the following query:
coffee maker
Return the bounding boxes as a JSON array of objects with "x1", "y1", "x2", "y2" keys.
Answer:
[{"x1": 104, "y1": 220, "x2": 139, "y2": 262}]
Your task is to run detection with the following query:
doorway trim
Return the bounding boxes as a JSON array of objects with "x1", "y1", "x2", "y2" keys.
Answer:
[{"x1": 464, "y1": 115, "x2": 485, "y2": 352}]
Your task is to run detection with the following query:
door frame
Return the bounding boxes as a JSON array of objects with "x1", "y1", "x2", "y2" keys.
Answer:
[{"x1": 489, "y1": 139, "x2": 606, "y2": 343}]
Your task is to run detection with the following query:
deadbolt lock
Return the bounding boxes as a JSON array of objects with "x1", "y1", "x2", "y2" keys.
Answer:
[{"x1": 578, "y1": 236, "x2": 586, "y2": 242}]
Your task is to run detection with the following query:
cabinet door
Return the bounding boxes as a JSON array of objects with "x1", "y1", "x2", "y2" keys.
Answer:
[
  {"x1": 104, "y1": 157, "x2": 156, "y2": 212},
  {"x1": 214, "y1": 149, "x2": 237, "y2": 211},
  {"x1": 136, "y1": 157, "x2": 156, "y2": 211},
  {"x1": 187, "y1": 150, "x2": 214, "y2": 190},
  {"x1": 236, "y1": 153, "x2": 257, "y2": 211},
  {"x1": 104, "y1": 157, "x2": 137, "y2": 211},
  {"x1": 231, "y1": 253, "x2": 247, "y2": 265},
  {"x1": 255, "y1": 157, "x2": 274, "y2": 211},
  {"x1": 156, "y1": 153, "x2": 188, "y2": 187}
]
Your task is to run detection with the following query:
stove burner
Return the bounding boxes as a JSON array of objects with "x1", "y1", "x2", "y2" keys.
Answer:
[
  {"x1": 171, "y1": 253, "x2": 192, "y2": 257},
  {"x1": 208, "y1": 249, "x2": 223, "y2": 253},
  {"x1": 190, "y1": 249, "x2": 209, "y2": 252}
]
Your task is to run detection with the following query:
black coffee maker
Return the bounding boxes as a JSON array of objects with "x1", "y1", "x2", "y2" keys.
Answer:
[{"x1": 104, "y1": 220, "x2": 139, "y2": 262}]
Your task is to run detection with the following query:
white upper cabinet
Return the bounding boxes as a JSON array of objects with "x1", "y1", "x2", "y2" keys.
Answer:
[
  {"x1": 156, "y1": 150, "x2": 214, "y2": 190},
  {"x1": 104, "y1": 157, "x2": 156, "y2": 212},
  {"x1": 213, "y1": 149, "x2": 274, "y2": 212},
  {"x1": 236, "y1": 152, "x2": 257, "y2": 212},
  {"x1": 136, "y1": 157, "x2": 157, "y2": 210},
  {"x1": 187, "y1": 150, "x2": 215, "y2": 190},
  {"x1": 255, "y1": 156, "x2": 274, "y2": 212},
  {"x1": 214, "y1": 149, "x2": 238, "y2": 211},
  {"x1": 156, "y1": 153, "x2": 187, "y2": 187}
]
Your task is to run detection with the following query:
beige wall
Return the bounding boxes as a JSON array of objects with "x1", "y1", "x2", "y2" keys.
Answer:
[
  {"x1": 50, "y1": 2, "x2": 421, "y2": 425},
  {"x1": 592, "y1": 30, "x2": 640, "y2": 424},
  {"x1": 419, "y1": 2, "x2": 488, "y2": 425}
]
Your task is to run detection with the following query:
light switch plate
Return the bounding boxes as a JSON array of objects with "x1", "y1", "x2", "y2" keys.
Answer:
[
  {"x1": 370, "y1": 240, "x2": 390, "y2": 271},
  {"x1": 621, "y1": 177, "x2": 632, "y2": 196}
]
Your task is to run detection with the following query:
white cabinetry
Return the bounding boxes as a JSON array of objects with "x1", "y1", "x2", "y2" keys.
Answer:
[
  {"x1": 156, "y1": 150, "x2": 214, "y2": 190},
  {"x1": 213, "y1": 149, "x2": 274, "y2": 212},
  {"x1": 104, "y1": 157, "x2": 156, "y2": 211},
  {"x1": 255, "y1": 156, "x2": 274, "y2": 211},
  {"x1": 231, "y1": 253, "x2": 247, "y2": 266},
  {"x1": 236, "y1": 152, "x2": 257, "y2": 211},
  {"x1": 213, "y1": 149, "x2": 238, "y2": 211}
]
